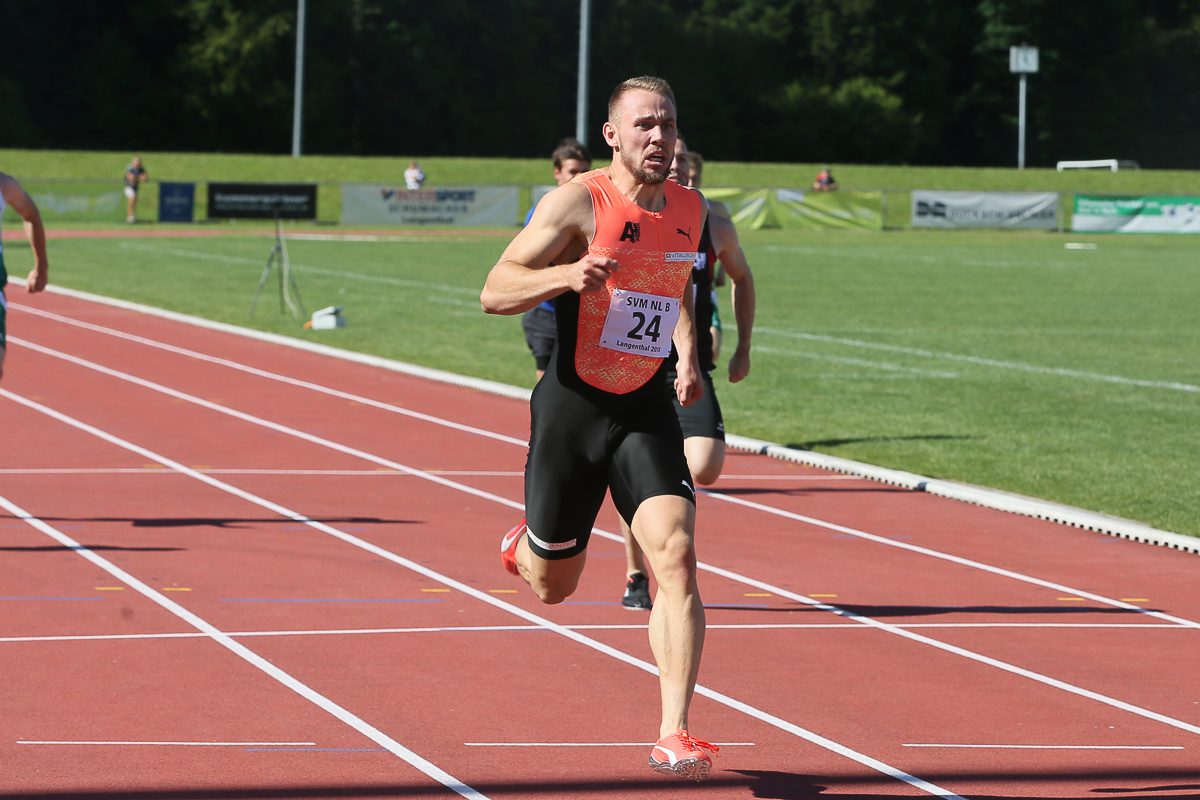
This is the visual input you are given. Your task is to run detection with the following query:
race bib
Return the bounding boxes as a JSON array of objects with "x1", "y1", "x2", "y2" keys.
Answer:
[{"x1": 598, "y1": 288, "x2": 680, "y2": 359}]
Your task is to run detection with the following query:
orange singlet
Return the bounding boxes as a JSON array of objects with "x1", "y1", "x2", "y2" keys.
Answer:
[{"x1": 573, "y1": 169, "x2": 704, "y2": 394}]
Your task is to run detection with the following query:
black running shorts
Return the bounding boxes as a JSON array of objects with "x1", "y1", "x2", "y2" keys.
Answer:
[
  {"x1": 672, "y1": 371, "x2": 725, "y2": 441},
  {"x1": 523, "y1": 355, "x2": 696, "y2": 561}
]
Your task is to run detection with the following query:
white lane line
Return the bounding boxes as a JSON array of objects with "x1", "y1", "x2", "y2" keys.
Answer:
[
  {"x1": 753, "y1": 346, "x2": 959, "y2": 378},
  {"x1": 10, "y1": 338, "x2": 1200, "y2": 737},
  {"x1": 19, "y1": 741, "x2": 316, "y2": 747},
  {"x1": 1, "y1": 621, "x2": 1186, "y2": 645},
  {"x1": 8, "y1": 305, "x2": 528, "y2": 447},
  {"x1": 756, "y1": 326, "x2": 1200, "y2": 394},
  {"x1": 464, "y1": 742, "x2": 755, "y2": 747},
  {"x1": 0, "y1": 389, "x2": 965, "y2": 800},
  {"x1": 903, "y1": 744, "x2": 1184, "y2": 750},
  {"x1": 0, "y1": 468, "x2": 523, "y2": 476},
  {"x1": 696, "y1": 489, "x2": 1200, "y2": 631},
  {"x1": 0, "y1": 491, "x2": 487, "y2": 800}
]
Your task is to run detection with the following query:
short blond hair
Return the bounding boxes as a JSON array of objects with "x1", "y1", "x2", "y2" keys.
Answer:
[{"x1": 607, "y1": 76, "x2": 675, "y2": 125}]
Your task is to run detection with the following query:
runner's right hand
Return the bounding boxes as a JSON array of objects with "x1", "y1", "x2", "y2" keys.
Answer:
[{"x1": 564, "y1": 254, "x2": 618, "y2": 294}]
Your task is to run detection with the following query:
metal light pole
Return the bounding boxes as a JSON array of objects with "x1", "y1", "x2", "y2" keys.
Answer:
[
  {"x1": 575, "y1": 0, "x2": 591, "y2": 145},
  {"x1": 1009, "y1": 45, "x2": 1038, "y2": 170},
  {"x1": 291, "y1": 0, "x2": 307, "y2": 158}
]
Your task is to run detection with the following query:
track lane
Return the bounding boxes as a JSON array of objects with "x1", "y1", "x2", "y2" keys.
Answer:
[{"x1": 7, "y1": 292, "x2": 1200, "y2": 796}]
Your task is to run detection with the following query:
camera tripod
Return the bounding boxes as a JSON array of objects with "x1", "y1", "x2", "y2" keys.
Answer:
[{"x1": 250, "y1": 213, "x2": 306, "y2": 319}]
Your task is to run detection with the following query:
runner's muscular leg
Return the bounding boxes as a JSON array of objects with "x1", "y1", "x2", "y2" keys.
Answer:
[
  {"x1": 629, "y1": 494, "x2": 705, "y2": 736},
  {"x1": 684, "y1": 437, "x2": 725, "y2": 486},
  {"x1": 513, "y1": 534, "x2": 587, "y2": 605}
]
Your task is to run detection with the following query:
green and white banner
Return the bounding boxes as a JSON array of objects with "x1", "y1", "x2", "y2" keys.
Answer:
[
  {"x1": 1072, "y1": 195, "x2": 1200, "y2": 233},
  {"x1": 1, "y1": 181, "x2": 127, "y2": 222},
  {"x1": 342, "y1": 184, "x2": 518, "y2": 226},
  {"x1": 701, "y1": 188, "x2": 882, "y2": 230}
]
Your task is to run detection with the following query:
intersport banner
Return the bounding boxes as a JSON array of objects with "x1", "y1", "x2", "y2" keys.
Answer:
[
  {"x1": 701, "y1": 189, "x2": 882, "y2": 230},
  {"x1": 342, "y1": 185, "x2": 518, "y2": 226},
  {"x1": 911, "y1": 191, "x2": 1058, "y2": 229},
  {"x1": 1072, "y1": 195, "x2": 1200, "y2": 233}
]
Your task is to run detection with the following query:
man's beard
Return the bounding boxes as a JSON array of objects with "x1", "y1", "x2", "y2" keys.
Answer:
[{"x1": 619, "y1": 146, "x2": 668, "y2": 185}]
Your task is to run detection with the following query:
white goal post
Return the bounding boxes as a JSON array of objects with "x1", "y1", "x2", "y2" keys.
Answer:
[{"x1": 1056, "y1": 159, "x2": 1140, "y2": 172}]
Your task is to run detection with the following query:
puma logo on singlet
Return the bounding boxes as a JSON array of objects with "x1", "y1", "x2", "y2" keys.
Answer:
[
  {"x1": 676, "y1": 227, "x2": 692, "y2": 243},
  {"x1": 620, "y1": 221, "x2": 641, "y2": 243}
]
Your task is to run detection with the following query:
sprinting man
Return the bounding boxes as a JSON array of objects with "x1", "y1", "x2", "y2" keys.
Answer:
[
  {"x1": 619, "y1": 140, "x2": 756, "y2": 611},
  {"x1": 522, "y1": 138, "x2": 592, "y2": 381},
  {"x1": 0, "y1": 172, "x2": 50, "y2": 380},
  {"x1": 481, "y1": 76, "x2": 719, "y2": 780},
  {"x1": 124, "y1": 156, "x2": 147, "y2": 223}
]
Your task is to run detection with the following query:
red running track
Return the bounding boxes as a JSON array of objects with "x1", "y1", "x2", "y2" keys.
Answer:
[{"x1": 2, "y1": 288, "x2": 1199, "y2": 800}]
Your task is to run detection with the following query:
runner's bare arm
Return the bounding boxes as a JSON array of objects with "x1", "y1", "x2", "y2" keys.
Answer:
[
  {"x1": 0, "y1": 174, "x2": 49, "y2": 293},
  {"x1": 672, "y1": 272, "x2": 704, "y2": 408},
  {"x1": 481, "y1": 183, "x2": 612, "y2": 315},
  {"x1": 710, "y1": 214, "x2": 755, "y2": 383}
]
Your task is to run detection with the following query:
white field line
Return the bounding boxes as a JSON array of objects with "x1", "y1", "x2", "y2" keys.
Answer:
[
  {"x1": 0, "y1": 491, "x2": 487, "y2": 800},
  {"x1": 0, "y1": 388, "x2": 965, "y2": 800},
  {"x1": 11, "y1": 304, "x2": 527, "y2": 447},
  {"x1": 753, "y1": 345, "x2": 959, "y2": 378},
  {"x1": 13, "y1": 283, "x2": 1191, "y2": 550},
  {"x1": 116, "y1": 241, "x2": 481, "y2": 296},
  {"x1": 755, "y1": 326, "x2": 1200, "y2": 394},
  {"x1": 8, "y1": 345, "x2": 1200, "y2": 746},
  {"x1": 1, "y1": 622, "x2": 1186, "y2": 646},
  {"x1": 15, "y1": 330, "x2": 1193, "y2": 631}
]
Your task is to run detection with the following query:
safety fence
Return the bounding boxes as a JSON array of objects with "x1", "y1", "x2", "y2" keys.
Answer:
[{"x1": 5, "y1": 178, "x2": 1198, "y2": 234}]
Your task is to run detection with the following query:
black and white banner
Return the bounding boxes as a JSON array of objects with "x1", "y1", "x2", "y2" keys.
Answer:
[
  {"x1": 912, "y1": 191, "x2": 1058, "y2": 229},
  {"x1": 207, "y1": 183, "x2": 317, "y2": 219}
]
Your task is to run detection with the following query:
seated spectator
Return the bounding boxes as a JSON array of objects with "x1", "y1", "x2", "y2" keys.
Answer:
[
  {"x1": 812, "y1": 167, "x2": 837, "y2": 191},
  {"x1": 404, "y1": 161, "x2": 426, "y2": 190}
]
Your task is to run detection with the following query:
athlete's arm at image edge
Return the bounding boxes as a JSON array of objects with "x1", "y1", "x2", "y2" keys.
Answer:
[
  {"x1": 480, "y1": 186, "x2": 587, "y2": 315},
  {"x1": 0, "y1": 175, "x2": 49, "y2": 290}
]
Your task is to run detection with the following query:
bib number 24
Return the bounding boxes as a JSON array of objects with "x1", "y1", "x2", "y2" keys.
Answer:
[{"x1": 599, "y1": 288, "x2": 680, "y2": 359}]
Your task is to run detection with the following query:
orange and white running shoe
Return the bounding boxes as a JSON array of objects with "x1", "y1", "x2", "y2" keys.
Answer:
[
  {"x1": 649, "y1": 730, "x2": 718, "y2": 780},
  {"x1": 501, "y1": 518, "x2": 526, "y2": 576}
]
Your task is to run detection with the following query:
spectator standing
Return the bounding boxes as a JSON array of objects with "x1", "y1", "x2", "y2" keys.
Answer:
[
  {"x1": 812, "y1": 167, "x2": 838, "y2": 191},
  {"x1": 124, "y1": 156, "x2": 147, "y2": 223},
  {"x1": 404, "y1": 161, "x2": 426, "y2": 190}
]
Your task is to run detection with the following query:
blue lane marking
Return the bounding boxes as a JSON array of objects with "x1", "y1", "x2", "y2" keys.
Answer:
[
  {"x1": 220, "y1": 598, "x2": 442, "y2": 603},
  {"x1": 705, "y1": 603, "x2": 771, "y2": 609},
  {"x1": 561, "y1": 601, "x2": 622, "y2": 605},
  {"x1": 1, "y1": 596, "x2": 105, "y2": 601},
  {"x1": 243, "y1": 748, "x2": 388, "y2": 752}
]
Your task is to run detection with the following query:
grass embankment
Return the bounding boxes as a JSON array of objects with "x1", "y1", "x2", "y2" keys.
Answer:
[{"x1": 7, "y1": 226, "x2": 1197, "y2": 537}]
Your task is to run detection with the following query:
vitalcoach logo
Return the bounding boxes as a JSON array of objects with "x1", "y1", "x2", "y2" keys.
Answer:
[{"x1": 620, "y1": 221, "x2": 641, "y2": 243}]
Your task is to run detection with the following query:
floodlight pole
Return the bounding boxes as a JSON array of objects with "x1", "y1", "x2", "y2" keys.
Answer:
[
  {"x1": 291, "y1": 0, "x2": 307, "y2": 158},
  {"x1": 1017, "y1": 74, "x2": 1027, "y2": 170},
  {"x1": 575, "y1": 0, "x2": 591, "y2": 146}
]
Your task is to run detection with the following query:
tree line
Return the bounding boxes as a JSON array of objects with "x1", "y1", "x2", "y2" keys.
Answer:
[{"x1": 2, "y1": 0, "x2": 1198, "y2": 168}]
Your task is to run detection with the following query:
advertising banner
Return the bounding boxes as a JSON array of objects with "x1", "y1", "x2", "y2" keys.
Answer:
[
  {"x1": 700, "y1": 188, "x2": 882, "y2": 230},
  {"x1": 341, "y1": 185, "x2": 518, "y2": 226},
  {"x1": 1072, "y1": 195, "x2": 1200, "y2": 233},
  {"x1": 158, "y1": 182, "x2": 195, "y2": 223},
  {"x1": 207, "y1": 183, "x2": 317, "y2": 219},
  {"x1": 911, "y1": 191, "x2": 1058, "y2": 229},
  {"x1": 2, "y1": 181, "x2": 126, "y2": 222}
]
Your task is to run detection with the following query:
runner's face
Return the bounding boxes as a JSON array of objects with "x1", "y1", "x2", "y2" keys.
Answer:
[
  {"x1": 553, "y1": 158, "x2": 591, "y2": 186},
  {"x1": 669, "y1": 149, "x2": 691, "y2": 187},
  {"x1": 610, "y1": 90, "x2": 677, "y2": 185}
]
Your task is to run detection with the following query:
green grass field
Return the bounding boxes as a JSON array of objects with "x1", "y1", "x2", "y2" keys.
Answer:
[{"x1": 6, "y1": 224, "x2": 1197, "y2": 537}]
